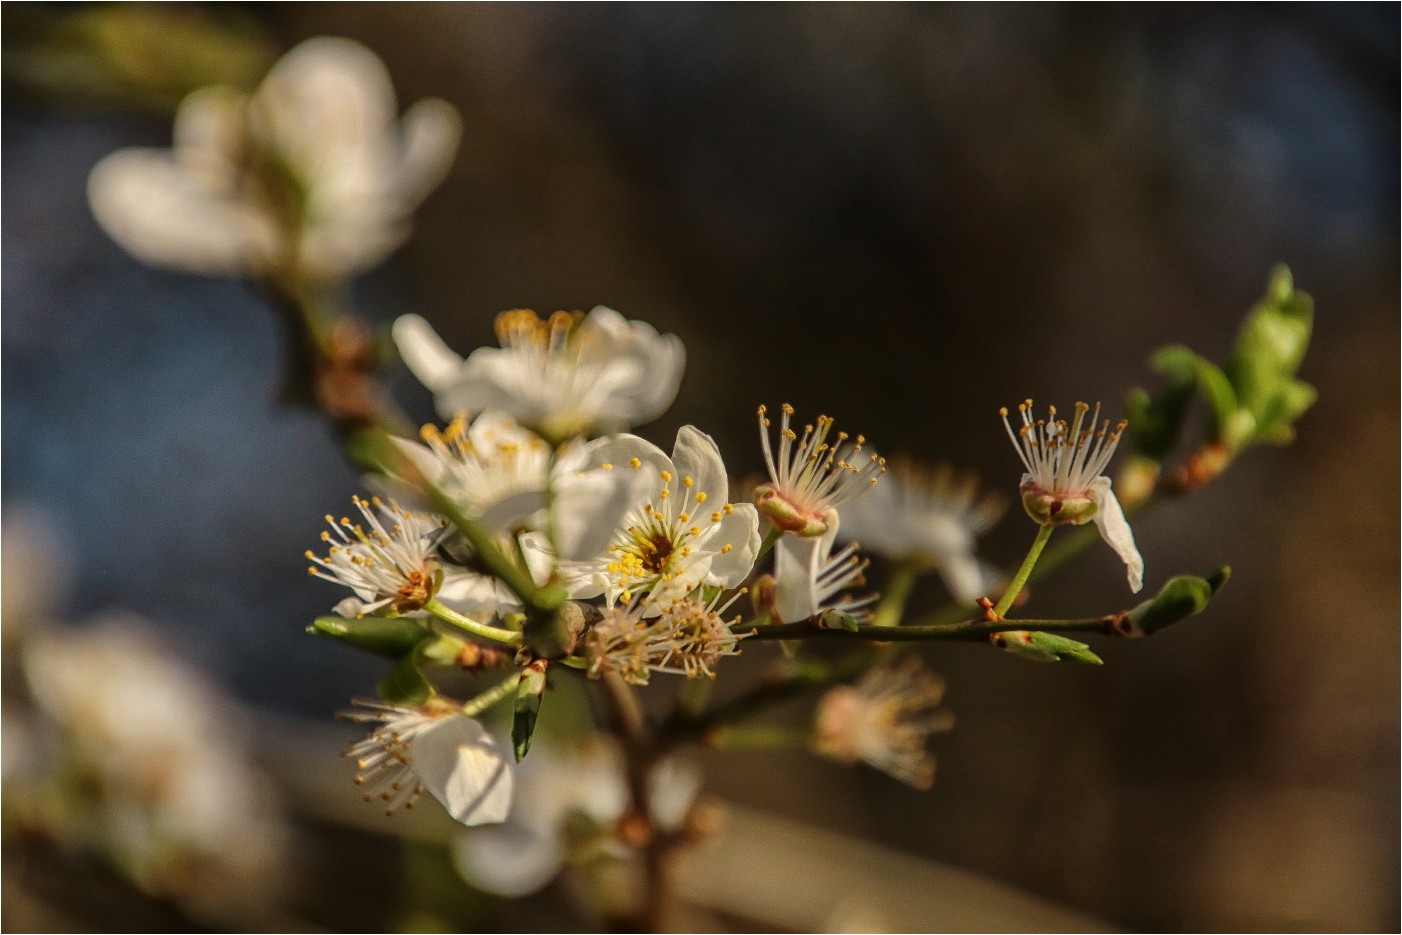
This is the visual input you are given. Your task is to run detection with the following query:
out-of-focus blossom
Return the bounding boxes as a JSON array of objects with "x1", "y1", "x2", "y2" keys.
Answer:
[
  {"x1": 773, "y1": 523, "x2": 875, "y2": 624},
  {"x1": 1001, "y1": 399, "x2": 1144, "y2": 592},
  {"x1": 812, "y1": 656, "x2": 953, "y2": 789},
  {"x1": 553, "y1": 427, "x2": 760, "y2": 613},
  {"x1": 341, "y1": 699, "x2": 513, "y2": 827},
  {"x1": 17, "y1": 616, "x2": 286, "y2": 918},
  {"x1": 393, "y1": 307, "x2": 685, "y2": 442},
  {"x1": 837, "y1": 458, "x2": 1005, "y2": 604},
  {"x1": 754, "y1": 403, "x2": 884, "y2": 537},
  {"x1": 88, "y1": 36, "x2": 460, "y2": 283},
  {"x1": 452, "y1": 738, "x2": 699, "y2": 897}
]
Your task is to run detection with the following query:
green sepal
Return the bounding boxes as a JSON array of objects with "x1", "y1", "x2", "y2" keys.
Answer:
[
  {"x1": 991, "y1": 630, "x2": 1103, "y2": 665},
  {"x1": 308, "y1": 615, "x2": 429, "y2": 659},
  {"x1": 512, "y1": 660, "x2": 549, "y2": 762},
  {"x1": 377, "y1": 646, "x2": 433, "y2": 705},
  {"x1": 1116, "y1": 566, "x2": 1230, "y2": 637}
]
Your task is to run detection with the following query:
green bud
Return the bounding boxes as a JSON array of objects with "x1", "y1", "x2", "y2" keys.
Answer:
[
  {"x1": 990, "y1": 630, "x2": 1103, "y2": 665},
  {"x1": 512, "y1": 660, "x2": 549, "y2": 762},
  {"x1": 309, "y1": 615, "x2": 429, "y2": 659},
  {"x1": 1112, "y1": 566, "x2": 1230, "y2": 637}
]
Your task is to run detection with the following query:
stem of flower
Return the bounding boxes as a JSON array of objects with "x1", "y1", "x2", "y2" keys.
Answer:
[
  {"x1": 992, "y1": 524, "x2": 1054, "y2": 618},
  {"x1": 755, "y1": 526, "x2": 783, "y2": 564},
  {"x1": 423, "y1": 598, "x2": 523, "y2": 646},
  {"x1": 459, "y1": 671, "x2": 522, "y2": 717},
  {"x1": 706, "y1": 724, "x2": 812, "y2": 750},
  {"x1": 871, "y1": 561, "x2": 918, "y2": 628},
  {"x1": 741, "y1": 614, "x2": 1113, "y2": 642}
]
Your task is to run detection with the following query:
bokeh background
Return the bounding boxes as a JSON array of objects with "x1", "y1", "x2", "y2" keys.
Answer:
[{"x1": 4, "y1": 3, "x2": 1398, "y2": 931}]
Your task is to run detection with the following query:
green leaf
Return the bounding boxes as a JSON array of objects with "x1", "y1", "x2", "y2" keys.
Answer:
[
  {"x1": 1150, "y1": 345, "x2": 1239, "y2": 444},
  {"x1": 377, "y1": 649, "x2": 433, "y2": 706},
  {"x1": 991, "y1": 630, "x2": 1103, "y2": 665},
  {"x1": 309, "y1": 615, "x2": 428, "y2": 659},
  {"x1": 1115, "y1": 566, "x2": 1230, "y2": 637},
  {"x1": 512, "y1": 660, "x2": 549, "y2": 762}
]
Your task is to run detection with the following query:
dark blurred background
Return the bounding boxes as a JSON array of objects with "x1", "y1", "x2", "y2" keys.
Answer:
[{"x1": 4, "y1": 3, "x2": 1398, "y2": 931}]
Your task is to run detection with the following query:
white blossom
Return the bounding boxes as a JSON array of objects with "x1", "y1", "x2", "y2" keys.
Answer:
[
  {"x1": 553, "y1": 427, "x2": 760, "y2": 614},
  {"x1": 393, "y1": 307, "x2": 685, "y2": 441},
  {"x1": 88, "y1": 36, "x2": 460, "y2": 282},
  {"x1": 1001, "y1": 399, "x2": 1144, "y2": 592},
  {"x1": 837, "y1": 458, "x2": 1005, "y2": 604},
  {"x1": 341, "y1": 700, "x2": 513, "y2": 827},
  {"x1": 305, "y1": 495, "x2": 446, "y2": 614},
  {"x1": 586, "y1": 592, "x2": 747, "y2": 685}
]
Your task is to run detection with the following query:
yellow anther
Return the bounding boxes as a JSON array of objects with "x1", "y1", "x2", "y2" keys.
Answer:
[
  {"x1": 660, "y1": 470, "x2": 672, "y2": 482},
  {"x1": 630, "y1": 458, "x2": 642, "y2": 469},
  {"x1": 682, "y1": 475, "x2": 694, "y2": 487},
  {"x1": 600, "y1": 462, "x2": 613, "y2": 470},
  {"x1": 694, "y1": 491, "x2": 707, "y2": 503},
  {"x1": 677, "y1": 512, "x2": 689, "y2": 522},
  {"x1": 720, "y1": 544, "x2": 733, "y2": 554},
  {"x1": 723, "y1": 503, "x2": 735, "y2": 515},
  {"x1": 711, "y1": 511, "x2": 722, "y2": 522}
]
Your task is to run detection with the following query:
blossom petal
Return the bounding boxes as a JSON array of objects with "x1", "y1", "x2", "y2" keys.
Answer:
[
  {"x1": 773, "y1": 526, "x2": 836, "y2": 623},
  {"x1": 669, "y1": 426, "x2": 728, "y2": 509},
  {"x1": 704, "y1": 504, "x2": 761, "y2": 589},
  {"x1": 451, "y1": 823, "x2": 563, "y2": 897},
  {"x1": 412, "y1": 717, "x2": 514, "y2": 827},
  {"x1": 395, "y1": 98, "x2": 462, "y2": 208},
  {"x1": 1090, "y1": 477, "x2": 1144, "y2": 593},
  {"x1": 553, "y1": 466, "x2": 651, "y2": 562},
  {"x1": 393, "y1": 315, "x2": 466, "y2": 396}
]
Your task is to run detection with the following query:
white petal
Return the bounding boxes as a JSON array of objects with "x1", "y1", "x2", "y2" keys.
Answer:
[
  {"x1": 670, "y1": 426, "x2": 728, "y2": 509},
  {"x1": 1090, "y1": 476, "x2": 1144, "y2": 593},
  {"x1": 436, "y1": 569, "x2": 520, "y2": 618},
  {"x1": 704, "y1": 504, "x2": 761, "y2": 589},
  {"x1": 553, "y1": 466, "x2": 650, "y2": 562},
  {"x1": 936, "y1": 550, "x2": 987, "y2": 606},
  {"x1": 395, "y1": 98, "x2": 462, "y2": 208},
  {"x1": 411, "y1": 717, "x2": 514, "y2": 826},
  {"x1": 88, "y1": 150, "x2": 270, "y2": 275},
  {"x1": 648, "y1": 758, "x2": 701, "y2": 831},
  {"x1": 451, "y1": 823, "x2": 563, "y2": 897},
  {"x1": 393, "y1": 315, "x2": 466, "y2": 395},
  {"x1": 773, "y1": 530, "x2": 831, "y2": 623}
]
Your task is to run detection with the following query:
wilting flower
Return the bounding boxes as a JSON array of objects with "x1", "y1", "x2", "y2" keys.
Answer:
[
  {"x1": 1000, "y1": 399, "x2": 1144, "y2": 592},
  {"x1": 754, "y1": 404, "x2": 884, "y2": 537},
  {"x1": 452, "y1": 738, "x2": 699, "y2": 897},
  {"x1": 837, "y1": 458, "x2": 1005, "y2": 604},
  {"x1": 812, "y1": 656, "x2": 953, "y2": 789},
  {"x1": 555, "y1": 427, "x2": 760, "y2": 613},
  {"x1": 394, "y1": 307, "x2": 685, "y2": 442},
  {"x1": 88, "y1": 36, "x2": 460, "y2": 283},
  {"x1": 773, "y1": 525, "x2": 876, "y2": 624},
  {"x1": 341, "y1": 700, "x2": 513, "y2": 827},
  {"x1": 306, "y1": 495, "x2": 446, "y2": 614},
  {"x1": 587, "y1": 593, "x2": 746, "y2": 685}
]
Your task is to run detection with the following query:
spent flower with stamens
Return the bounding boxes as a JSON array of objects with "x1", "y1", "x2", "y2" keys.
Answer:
[
  {"x1": 1000, "y1": 399, "x2": 1144, "y2": 592},
  {"x1": 394, "y1": 307, "x2": 684, "y2": 442},
  {"x1": 586, "y1": 593, "x2": 747, "y2": 685},
  {"x1": 838, "y1": 458, "x2": 1005, "y2": 604},
  {"x1": 306, "y1": 495, "x2": 445, "y2": 614},
  {"x1": 812, "y1": 656, "x2": 953, "y2": 790},
  {"x1": 755, "y1": 404, "x2": 884, "y2": 536},
  {"x1": 341, "y1": 700, "x2": 513, "y2": 826}
]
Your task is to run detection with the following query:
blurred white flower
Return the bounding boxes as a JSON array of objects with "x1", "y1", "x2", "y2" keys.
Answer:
[
  {"x1": 553, "y1": 427, "x2": 760, "y2": 613},
  {"x1": 342, "y1": 700, "x2": 513, "y2": 827},
  {"x1": 88, "y1": 36, "x2": 460, "y2": 283},
  {"x1": 393, "y1": 307, "x2": 685, "y2": 441},
  {"x1": 754, "y1": 403, "x2": 884, "y2": 537},
  {"x1": 19, "y1": 616, "x2": 286, "y2": 916},
  {"x1": 452, "y1": 738, "x2": 699, "y2": 897},
  {"x1": 1001, "y1": 399, "x2": 1144, "y2": 592},
  {"x1": 812, "y1": 656, "x2": 953, "y2": 790},
  {"x1": 837, "y1": 458, "x2": 1005, "y2": 605},
  {"x1": 773, "y1": 522, "x2": 875, "y2": 624}
]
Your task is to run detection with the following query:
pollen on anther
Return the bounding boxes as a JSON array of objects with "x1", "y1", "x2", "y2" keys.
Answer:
[{"x1": 629, "y1": 458, "x2": 642, "y2": 470}]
